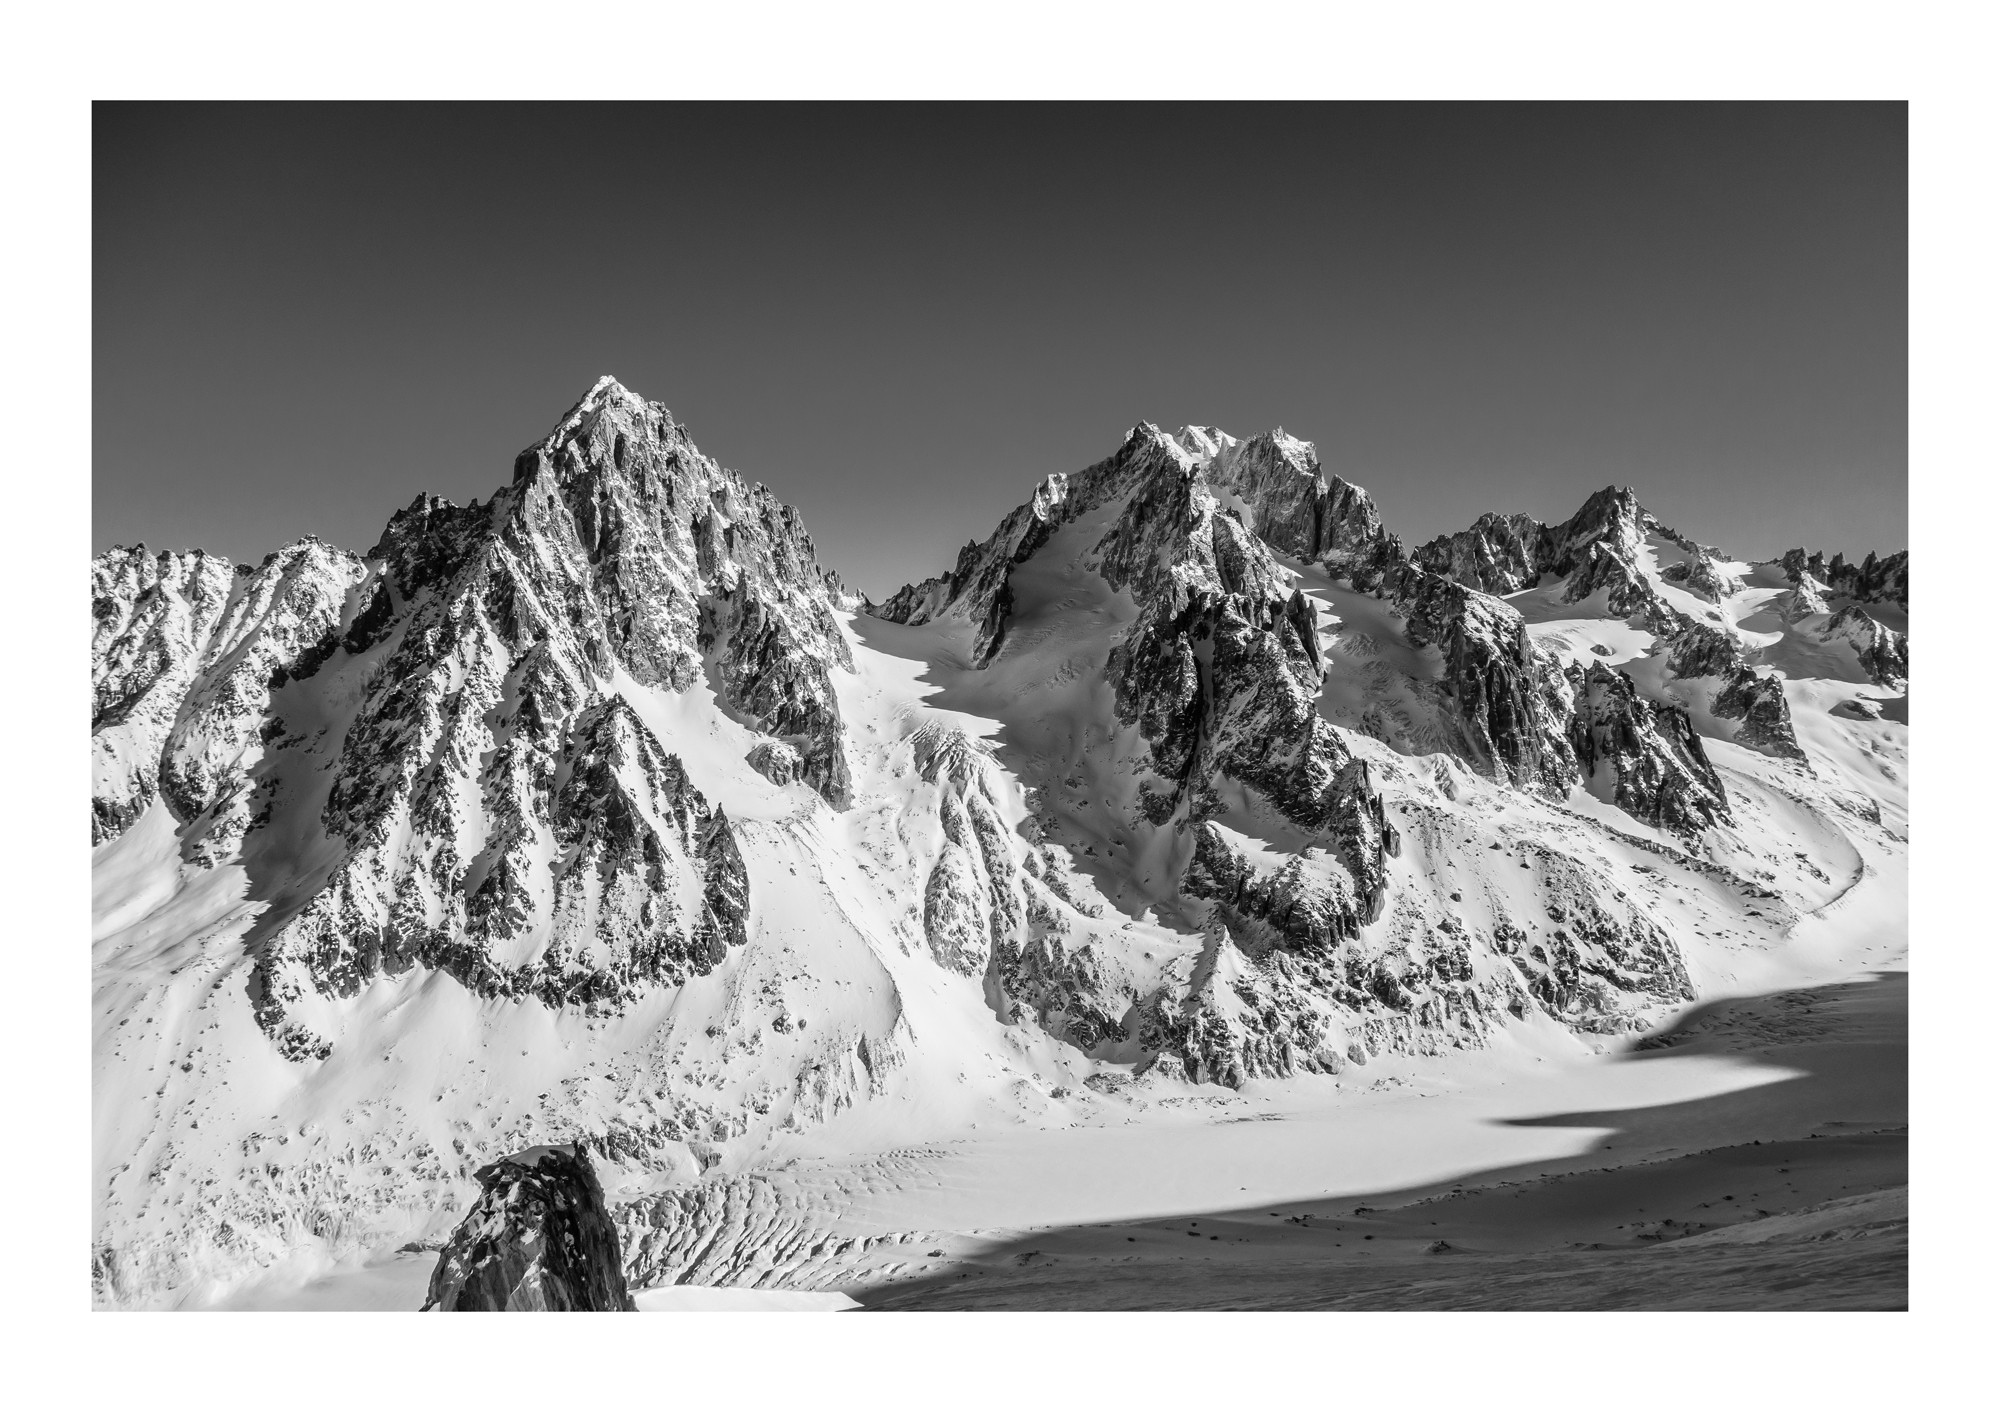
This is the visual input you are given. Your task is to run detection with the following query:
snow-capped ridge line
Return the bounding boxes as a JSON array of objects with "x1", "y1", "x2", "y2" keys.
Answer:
[{"x1": 89, "y1": 379, "x2": 1908, "y2": 1309}]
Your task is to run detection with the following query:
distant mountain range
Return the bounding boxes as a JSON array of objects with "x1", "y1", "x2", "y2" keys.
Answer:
[{"x1": 90, "y1": 377, "x2": 1908, "y2": 1305}]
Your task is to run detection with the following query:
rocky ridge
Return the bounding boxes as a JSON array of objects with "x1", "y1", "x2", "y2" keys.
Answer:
[
  {"x1": 1414, "y1": 488, "x2": 1812, "y2": 761},
  {"x1": 869, "y1": 423, "x2": 1753, "y2": 1085},
  {"x1": 1781, "y1": 546, "x2": 1908, "y2": 611}
]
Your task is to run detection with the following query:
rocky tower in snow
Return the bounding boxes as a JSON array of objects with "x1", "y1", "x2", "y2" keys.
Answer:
[{"x1": 422, "y1": 1144, "x2": 635, "y2": 1312}]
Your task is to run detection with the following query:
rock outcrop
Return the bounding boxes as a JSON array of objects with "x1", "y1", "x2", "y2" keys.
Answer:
[
  {"x1": 1194, "y1": 427, "x2": 1403, "y2": 584},
  {"x1": 1487, "y1": 849, "x2": 1694, "y2": 1032},
  {"x1": 1389, "y1": 568, "x2": 1582, "y2": 797},
  {"x1": 1712, "y1": 668, "x2": 1807, "y2": 759},
  {"x1": 1821, "y1": 605, "x2": 1909, "y2": 687},
  {"x1": 1414, "y1": 488, "x2": 1658, "y2": 605},
  {"x1": 1781, "y1": 546, "x2": 1908, "y2": 611},
  {"x1": 1088, "y1": 429, "x2": 1396, "y2": 920},
  {"x1": 422, "y1": 1145, "x2": 635, "y2": 1311},
  {"x1": 1567, "y1": 663, "x2": 1730, "y2": 833}
]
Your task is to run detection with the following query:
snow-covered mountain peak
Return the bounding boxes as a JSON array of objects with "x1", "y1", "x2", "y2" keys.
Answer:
[
  {"x1": 1173, "y1": 424, "x2": 1238, "y2": 460},
  {"x1": 555, "y1": 371, "x2": 658, "y2": 430},
  {"x1": 90, "y1": 381, "x2": 1909, "y2": 1308}
]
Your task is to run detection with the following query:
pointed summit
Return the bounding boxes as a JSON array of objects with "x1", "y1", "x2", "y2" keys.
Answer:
[
  {"x1": 518, "y1": 374, "x2": 679, "y2": 483},
  {"x1": 573, "y1": 372, "x2": 650, "y2": 417}
]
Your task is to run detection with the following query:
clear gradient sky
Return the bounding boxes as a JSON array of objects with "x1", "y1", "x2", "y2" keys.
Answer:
[{"x1": 94, "y1": 102, "x2": 1905, "y2": 599}]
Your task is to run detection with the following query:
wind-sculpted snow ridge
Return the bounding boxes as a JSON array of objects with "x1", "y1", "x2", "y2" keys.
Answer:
[{"x1": 91, "y1": 380, "x2": 1909, "y2": 1308}]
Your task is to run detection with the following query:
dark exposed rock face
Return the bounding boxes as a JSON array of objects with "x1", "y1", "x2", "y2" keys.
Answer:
[
  {"x1": 513, "y1": 379, "x2": 855, "y2": 803},
  {"x1": 1181, "y1": 822, "x2": 1371, "y2": 950},
  {"x1": 1821, "y1": 605, "x2": 1909, "y2": 687},
  {"x1": 1136, "y1": 920, "x2": 1360, "y2": 1088},
  {"x1": 1191, "y1": 426, "x2": 1402, "y2": 582},
  {"x1": 702, "y1": 584, "x2": 852, "y2": 805},
  {"x1": 1092, "y1": 435, "x2": 1395, "y2": 920},
  {"x1": 1661, "y1": 627, "x2": 1803, "y2": 760},
  {"x1": 1411, "y1": 511, "x2": 1544, "y2": 596},
  {"x1": 1415, "y1": 487, "x2": 1688, "y2": 611},
  {"x1": 1712, "y1": 668, "x2": 1807, "y2": 759},
  {"x1": 422, "y1": 1145, "x2": 635, "y2": 1312},
  {"x1": 1386, "y1": 560, "x2": 1761, "y2": 817},
  {"x1": 1658, "y1": 553, "x2": 1733, "y2": 603},
  {"x1": 1108, "y1": 587, "x2": 1392, "y2": 896},
  {"x1": 1568, "y1": 663, "x2": 1730, "y2": 833},
  {"x1": 1365, "y1": 495, "x2": 1753, "y2": 817},
  {"x1": 1782, "y1": 546, "x2": 1909, "y2": 611},
  {"x1": 1415, "y1": 486, "x2": 1733, "y2": 616},
  {"x1": 1390, "y1": 567, "x2": 1582, "y2": 797},
  {"x1": 1416, "y1": 485, "x2": 1814, "y2": 763},
  {"x1": 1666, "y1": 622, "x2": 1745, "y2": 680}
]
